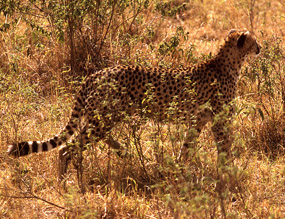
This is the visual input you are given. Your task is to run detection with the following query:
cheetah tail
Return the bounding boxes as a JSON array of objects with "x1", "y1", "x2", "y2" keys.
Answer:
[{"x1": 7, "y1": 96, "x2": 84, "y2": 157}]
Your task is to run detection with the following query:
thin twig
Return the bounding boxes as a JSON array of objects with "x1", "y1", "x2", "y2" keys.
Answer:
[
  {"x1": 1, "y1": 193, "x2": 67, "y2": 210},
  {"x1": 98, "y1": 0, "x2": 118, "y2": 55}
]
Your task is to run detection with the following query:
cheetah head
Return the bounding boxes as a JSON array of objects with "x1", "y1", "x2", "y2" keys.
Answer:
[{"x1": 227, "y1": 29, "x2": 261, "y2": 57}]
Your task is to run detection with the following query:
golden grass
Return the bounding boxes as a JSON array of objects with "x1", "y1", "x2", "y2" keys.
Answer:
[{"x1": 0, "y1": 0, "x2": 284, "y2": 218}]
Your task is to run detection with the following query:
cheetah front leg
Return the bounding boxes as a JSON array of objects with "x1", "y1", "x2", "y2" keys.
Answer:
[
  {"x1": 179, "y1": 108, "x2": 213, "y2": 161},
  {"x1": 211, "y1": 101, "x2": 235, "y2": 165},
  {"x1": 211, "y1": 117, "x2": 233, "y2": 164}
]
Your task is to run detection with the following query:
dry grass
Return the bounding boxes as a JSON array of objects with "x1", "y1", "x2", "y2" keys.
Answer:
[{"x1": 0, "y1": 0, "x2": 284, "y2": 218}]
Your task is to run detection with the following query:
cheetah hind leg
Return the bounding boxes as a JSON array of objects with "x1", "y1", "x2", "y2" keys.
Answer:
[
  {"x1": 58, "y1": 145, "x2": 73, "y2": 182},
  {"x1": 58, "y1": 144, "x2": 86, "y2": 192},
  {"x1": 58, "y1": 123, "x2": 91, "y2": 182},
  {"x1": 105, "y1": 136, "x2": 130, "y2": 158},
  {"x1": 58, "y1": 142, "x2": 88, "y2": 186},
  {"x1": 58, "y1": 136, "x2": 130, "y2": 182}
]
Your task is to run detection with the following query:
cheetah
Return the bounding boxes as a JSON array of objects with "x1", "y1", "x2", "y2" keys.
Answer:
[{"x1": 8, "y1": 29, "x2": 261, "y2": 179}]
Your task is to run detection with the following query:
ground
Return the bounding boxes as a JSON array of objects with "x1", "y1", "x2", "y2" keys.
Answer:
[{"x1": 0, "y1": 0, "x2": 284, "y2": 218}]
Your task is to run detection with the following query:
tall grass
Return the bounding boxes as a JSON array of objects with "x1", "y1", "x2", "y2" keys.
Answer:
[{"x1": 0, "y1": 0, "x2": 284, "y2": 218}]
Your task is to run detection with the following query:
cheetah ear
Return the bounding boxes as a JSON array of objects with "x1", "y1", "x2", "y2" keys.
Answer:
[
  {"x1": 228, "y1": 29, "x2": 237, "y2": 36},
  {"x1": 237, "y1": 32, "x2": 248, "y2": 49}
]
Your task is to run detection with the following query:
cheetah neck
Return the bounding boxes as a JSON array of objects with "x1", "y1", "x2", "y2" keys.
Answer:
[{"x1": 214, "y1": 48, "x2": 247, "y2": 79}]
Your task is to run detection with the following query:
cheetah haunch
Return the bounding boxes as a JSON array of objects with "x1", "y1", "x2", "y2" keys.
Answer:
[{"x1": 8, "y1": 29, "x2": 261, "y2": 179}]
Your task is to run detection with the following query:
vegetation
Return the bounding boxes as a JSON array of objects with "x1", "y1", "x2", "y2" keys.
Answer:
[{"x1": 0, "y1": 0, "x2": 284, "y2": 218}]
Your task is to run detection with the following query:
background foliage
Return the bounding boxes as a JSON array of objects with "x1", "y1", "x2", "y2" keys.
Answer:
[{"x1": 0, "y1": 0, "x2": 284, "y2": 218}]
